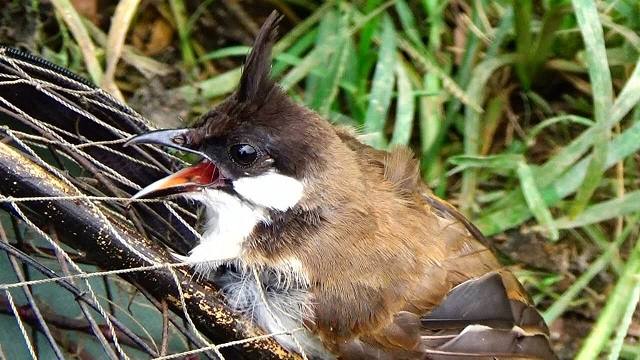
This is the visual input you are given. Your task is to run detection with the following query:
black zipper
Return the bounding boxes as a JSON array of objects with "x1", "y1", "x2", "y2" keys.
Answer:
[{"x1": 0, "y1": 45, "x2": 96, "y2": 88}]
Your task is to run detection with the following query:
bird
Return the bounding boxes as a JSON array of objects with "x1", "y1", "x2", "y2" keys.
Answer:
[{"x1": 126, "y1": 11, "x2": 556, "y2": 360}]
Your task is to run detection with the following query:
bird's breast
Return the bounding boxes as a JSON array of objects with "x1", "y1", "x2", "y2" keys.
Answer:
[{"x1": 214, "y1": 262, "x2": 334, "y2": 359}]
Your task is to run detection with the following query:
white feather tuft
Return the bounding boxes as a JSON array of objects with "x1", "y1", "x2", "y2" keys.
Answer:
[{"x1": 232, "y1": 171, "x2": 304, "y2": 211}]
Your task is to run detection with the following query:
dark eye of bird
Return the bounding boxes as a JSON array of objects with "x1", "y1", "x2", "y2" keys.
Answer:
[{"x1": 229, "y1": 144, "x2": 258, "y2": 166}]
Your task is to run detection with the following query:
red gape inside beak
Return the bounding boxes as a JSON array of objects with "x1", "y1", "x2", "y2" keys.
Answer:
[{"x1": 131, "y1": 160, "x2": 223, "y2": 199}]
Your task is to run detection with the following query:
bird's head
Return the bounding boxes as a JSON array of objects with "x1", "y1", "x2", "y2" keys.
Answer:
[{"x1": 126, "y1": 12, "x2": 351, "y2": 264}]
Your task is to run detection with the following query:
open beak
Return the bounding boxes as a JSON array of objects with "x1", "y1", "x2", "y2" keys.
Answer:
[
  {"x1": 126, "y1": 129, "x2": 224, "y2": 199},
  {"x1": 131, "y1": 160, "x2": 223, "y2": 199}
]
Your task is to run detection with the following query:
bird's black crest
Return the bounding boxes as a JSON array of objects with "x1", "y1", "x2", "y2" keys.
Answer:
[{"x1": 237, "y1": 11, "x2": 283, "y2": 103}]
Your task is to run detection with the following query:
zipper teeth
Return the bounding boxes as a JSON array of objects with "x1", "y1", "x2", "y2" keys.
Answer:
[
  {"x1": 0, "y1": 46, "x2": 145, "y2": 120},
  {"x1": 0, "y1": 46, "x2": 95, "y2": 87}
]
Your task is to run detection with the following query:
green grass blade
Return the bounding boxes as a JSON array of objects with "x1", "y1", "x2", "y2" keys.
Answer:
[
  {"x1": 390, "y1": 60, "x2": 415, "y2": 146},
  {"x1": 357, "y1": 0, "x2": 384, "y2": 80},
  {"x1": 394, "y1": 0, "x2": 423, "y2": 48},
  {"x1": 459, "y1": 54, "x2": 517, "y2": 215},
  {"x1": 543, "y1": 229, "x2": 628, "y2": 323},
  {"x1": 363, "y1": 15, "x2": 396, "y2": 149},
  {"x1": 610, "y1": 59, "x2": 640, "y2": 122},
  {"x1": 169, "y1": 0, "x2": 196, "y2": 69},
  {"x1": 50, "y1": 0, "x2": 103, "y2": 84},
  {"x1": 178, "y1": 68, "x2": 241, "y2": 102},
  {"x1": 576, "y1": 235, "x2": 640, "y2": 359},
  {"x1": 554, "y1": 190, "x2": 640, "y2": 229},
  {"x1": 448, "y1": 154, "x2": 523, "y2": 173},
  {"x1": 477, "y1": 118, "x2": 640, "y2": 235},
  {"x1": 309, "y1": 16, "x2": 350, "y2": 116},
  {"x1": 447, "y1": 154, "x2": 524, "y2": 176},
  {"x1": 199, "y1": 46, "x2": 250, "y2": 61},
  {"x1": 514, "y1": 0, "x2": 533, "y2": 88},
  {"x1": 607, "y1": 277, "x2": 640, "y2": 360},
  {"x1": 305, "y1": 11, "x2": 338, "y2": 105},
  {"x1": 517, "y1": 161, "x2": 559, "y2": 241},
  {"x1": 569, "y1": 0, "x2": 614, "y2": 217}
]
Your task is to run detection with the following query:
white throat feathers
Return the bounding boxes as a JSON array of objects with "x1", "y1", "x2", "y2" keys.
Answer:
[
  {"x1": 184, "y1": 170, "x2": 305, "y2": 270},
  {"x1": 184, "y1": 171, "x2": 329, "y2": 358}
]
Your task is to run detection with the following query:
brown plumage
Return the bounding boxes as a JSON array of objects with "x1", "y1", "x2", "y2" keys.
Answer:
[{"x1": 129, "y1": 11, "x2": 556, "y2": 359}]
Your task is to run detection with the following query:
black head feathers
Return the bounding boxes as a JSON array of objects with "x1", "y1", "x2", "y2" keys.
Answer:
[{"x1": 237, "y1": 11, "x2": 283, "y2": 103}]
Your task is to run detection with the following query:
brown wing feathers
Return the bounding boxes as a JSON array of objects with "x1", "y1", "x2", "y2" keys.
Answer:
[{"x1": 421, "y1": 271, "x2": 554, "y2": 358}]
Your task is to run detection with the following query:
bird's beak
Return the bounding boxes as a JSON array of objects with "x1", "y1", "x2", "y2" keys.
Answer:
[
  {"x1": 126, "y1": 129, "x2": 224, "y2": 199},
  {"x1": 131, "y1": 159, "x2": 223, "y2": 199},
  {"x1": 125, "y1": 128, "x2": 206, "y2": 158}
]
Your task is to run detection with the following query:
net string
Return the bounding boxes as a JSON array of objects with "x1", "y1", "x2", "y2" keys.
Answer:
[
  {"x1": 153, "y1": 327, "x2": 305, "y2": 360},
  {"x1": 1, "y1": 126, "x2": 222, "y2": 358},
  {"x1": 0, "y1": 97, "x2": 141, "y2": 189},
  {"x1": 5, "y1": 289, "x2": 38, "y2": 360},
  {"x1": 0, "y1": 49, "x2": 305, "y2": 359},
  {"x1": 8, "y1": 203, "x2": 130, "y2": 359},
  {"x1": 252, "y1": 267, "x2": 309, "y2": 360},
  {"x1": 0, "y1": 53, "x2": 189, "y2": 167}
]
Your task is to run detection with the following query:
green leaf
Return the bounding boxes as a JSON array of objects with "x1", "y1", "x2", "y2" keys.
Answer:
[
  {"x1": 514, "y1": 0, "x2": 533, "y2": 88},
  {"x1": 305, "y1": 11, "x2": 339, "y2": 105},
  {"x1": 569, "y1": 0, "x2": 614, "y2": 216},
  {"x1": 459, "y1": 54, "x2": 517, "y2": 214},
  {"x1": 309, "y1": 20, "x2": 350, "y2": 116},
  {"x1": 394, "y1": 0, "x2": 423, "y2": 48},
  {"x1": 576, "y1": 233, "x2": 640, "y2": 359},
  {"x1": 516, "y1": 161, "x2": 559, "y2": 241},
  {"x1": 554, "y1": 191, "x2": 640, "y2": 229},
  {"x1": 390, "y1": 60, "x2": 415, "y2": 146},
  {"x1": 448, "y1": 154, "x2": 524, "y2": 173},
  {"x1": 363, "y1": 15, "x2": 396, "y2": 149},
  {"x1": 199, "y1": 46, "x2": 249, "y2": 61},
  {"x1": 477, "y1": 118, "x2": 640, "y2": 235}
]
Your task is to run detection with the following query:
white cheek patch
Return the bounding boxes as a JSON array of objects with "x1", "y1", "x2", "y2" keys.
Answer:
[
  {"x1": 232, "y1": 171, "x2": 304, "y2": 211},
  {"x1": 184, "y1": 190, "x2": 268, "y2": 268}
]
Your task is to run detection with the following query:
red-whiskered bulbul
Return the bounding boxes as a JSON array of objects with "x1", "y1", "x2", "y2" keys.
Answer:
[{"x1": 126, "y1": 12, "x2": 555, "y2": 360}]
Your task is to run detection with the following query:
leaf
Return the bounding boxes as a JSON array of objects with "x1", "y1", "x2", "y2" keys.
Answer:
[
  {"x1": 569, "y1": 0, "x2": 614, "y2": 216},
  {"x1": 305, "y1": 11, "x2": 338, "y2": 105},
  {"x1": 363, "y1": 15, "x2": 396, "y2": 149},
  {"x1": 448, "y1": 154, "x2": 524, "y2": 173},
  {"x1": 516, "y1": 161, "x2": 559, "y2": 241},
  {"x1": 50, "y1": 0, "x2": 103, "y2": 84},
  {"x1": 554, "y1": 191, "x2": 640, "y2": 229},
  {"x1": 459, "y1": 54, "x2": 517, "y2": 214},
  {"x1": 309, "y1": 13, "x2": 350, "y2": 116},
  {"x1": 390, "y1": 60, "x2": 415, "y2": 146},
  {"x1": 476, "y1": 119, "x2": 640, "y2": 235}
]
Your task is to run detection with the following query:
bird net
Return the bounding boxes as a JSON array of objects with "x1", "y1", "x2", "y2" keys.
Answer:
[{"x1": 0, "y1": 46, "x2": 303, "y2": 359}]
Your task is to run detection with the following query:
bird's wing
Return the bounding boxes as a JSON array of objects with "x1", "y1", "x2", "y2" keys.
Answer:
[{"x1": 411, "y1": 192, "x2": 555, "y2": 359}]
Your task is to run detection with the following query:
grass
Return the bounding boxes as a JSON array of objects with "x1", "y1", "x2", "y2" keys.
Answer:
[{"x1": 2, "y1": 0, "x2": 640, "y2": 358}]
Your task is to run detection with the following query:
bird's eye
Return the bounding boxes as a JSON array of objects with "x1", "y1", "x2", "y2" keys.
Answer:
[{"x1": 229, "y1": 144, "x2": 258, "y2": 166}]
